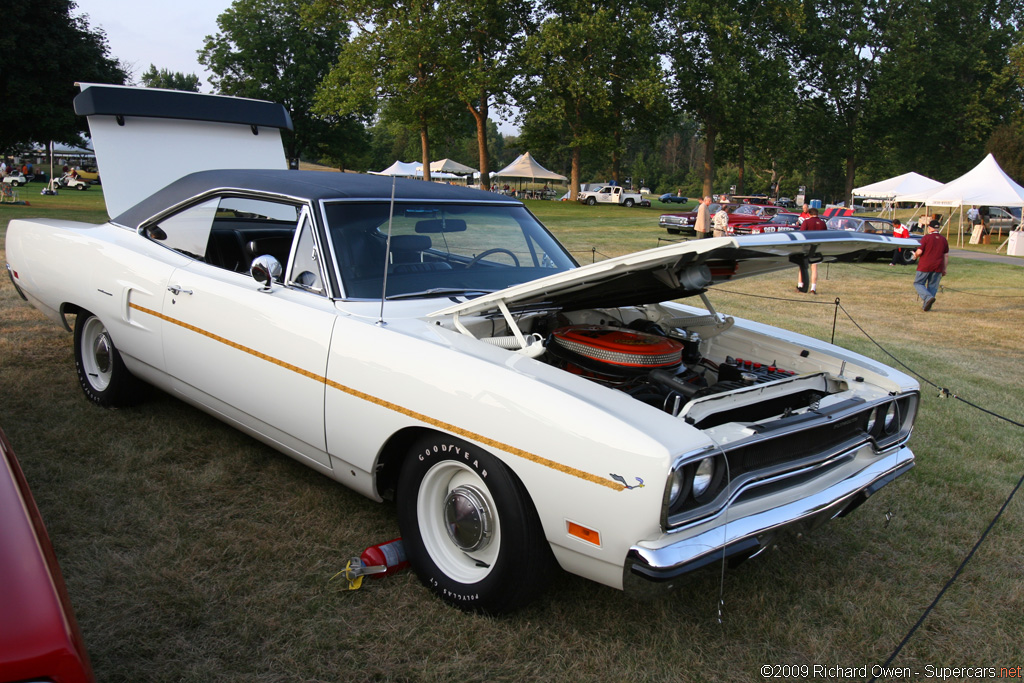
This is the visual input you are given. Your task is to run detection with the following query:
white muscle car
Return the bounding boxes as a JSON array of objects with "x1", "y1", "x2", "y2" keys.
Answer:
[{"x1": 5, "y1": 84, "x2": 920, "y2": 614}]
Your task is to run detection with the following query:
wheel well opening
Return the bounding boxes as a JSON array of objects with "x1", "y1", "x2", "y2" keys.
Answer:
[{"x1": 374, "y1": 427, "x2": 437, "y2": 501}]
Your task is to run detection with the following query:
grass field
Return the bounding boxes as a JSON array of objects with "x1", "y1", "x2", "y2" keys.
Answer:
[{"x1": 2, "y1": 185, "x2": 1023, "y2": 682}]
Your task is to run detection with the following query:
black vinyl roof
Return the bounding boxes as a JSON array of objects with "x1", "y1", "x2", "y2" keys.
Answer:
[{"x1": 113, "y1": 169, "x2": 520, "y2": 229}]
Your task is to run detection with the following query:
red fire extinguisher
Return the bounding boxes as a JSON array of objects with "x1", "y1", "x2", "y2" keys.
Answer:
[
  {"x1": 338, "y1": 538, "x2": 410, "y2": 590},
  {"x1": 359, "y1": 538, "x2": 409, "y2": 578}
]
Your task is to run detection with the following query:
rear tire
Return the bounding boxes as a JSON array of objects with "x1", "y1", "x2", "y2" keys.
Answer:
[
  {"x1": 623, "y1": 198, "x2": 635, "y2": 207},
  {"x1": 397, "y1": 435, "x2": 554, "y2": 614},
  {"x1": 74, "y1": 312, "x2": 143, "y2": 407}
]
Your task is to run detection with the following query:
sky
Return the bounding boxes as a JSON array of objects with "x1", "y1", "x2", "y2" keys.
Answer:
[
  {"x1": 73, "y1": 0, "x2": 519, "y2": 134},
  {"x1": 74, "y1": 0, "x2": 231, "y2": 90}
]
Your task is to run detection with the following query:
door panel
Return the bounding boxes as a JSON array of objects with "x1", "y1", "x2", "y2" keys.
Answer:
[{"x1": 160, "y1": 263, "x2": 335, "y2": 468}]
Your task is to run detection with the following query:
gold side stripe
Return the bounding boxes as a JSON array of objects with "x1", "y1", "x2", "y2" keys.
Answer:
[{"x1": 130, "y1": 302, "x2": 625, "y2": 491}]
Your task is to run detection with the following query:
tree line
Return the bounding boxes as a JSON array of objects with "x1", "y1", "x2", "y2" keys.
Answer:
[{"x1": 4, "y1": 0, "x2": 1022, "y2": 203}]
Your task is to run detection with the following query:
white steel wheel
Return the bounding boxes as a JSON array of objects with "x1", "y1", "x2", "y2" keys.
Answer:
[
  {"x1": 397, "y1": 435, "x2": 554, "y2": 614},
  {"x1": 417, "y1": 460, "x2": 501, "y2": 584},
  {"x1": 73, "y1": 312, "x2": 142, "y2": 407}
]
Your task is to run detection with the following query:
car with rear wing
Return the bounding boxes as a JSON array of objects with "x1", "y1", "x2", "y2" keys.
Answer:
[{"x1": 6, "y1": 84, "x2": 921, "y2": 614}]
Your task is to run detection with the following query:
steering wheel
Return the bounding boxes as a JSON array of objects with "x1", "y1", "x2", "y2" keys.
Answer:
[{"x1": 467, "y1": 248, "x2": 520, "y2": 268}]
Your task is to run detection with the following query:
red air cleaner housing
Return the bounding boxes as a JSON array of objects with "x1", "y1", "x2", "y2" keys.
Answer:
[{"x1": 548, "y1": 325, "x2": 684, "y2": 377}]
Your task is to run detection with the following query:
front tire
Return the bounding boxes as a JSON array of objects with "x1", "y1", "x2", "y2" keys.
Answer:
[
  {"x1": 586, "y1": 197, "x2": 596, "y2": 206},
  {"x1": 397, "y1": 435, "x2": 554, "y2": 614},
  {"x1": 74, "y1": 312, "x2": 143, "y2": 407}
]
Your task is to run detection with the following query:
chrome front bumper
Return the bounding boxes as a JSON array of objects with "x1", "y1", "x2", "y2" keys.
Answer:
[{"x1": 623, "y1": 447, "x2": 914, "y2": 595}]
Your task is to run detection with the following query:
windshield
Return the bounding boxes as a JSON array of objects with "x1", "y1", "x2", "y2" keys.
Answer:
[{"x1": 323, "y1": 202, "x2": 576, "y2": 299}]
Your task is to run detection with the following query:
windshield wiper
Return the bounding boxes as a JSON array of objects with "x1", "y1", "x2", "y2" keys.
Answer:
[{"x1": 386, "y1": 288, "x2": 494, "y2": 300}]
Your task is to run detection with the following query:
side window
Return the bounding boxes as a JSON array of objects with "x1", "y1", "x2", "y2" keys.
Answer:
[
  {"x1": 286, "y1": 212, "x2": 325, "y2": 295},
  {"x1": 148, "y1": 198, "x2": 219, "y2": 259},
  {"x1": 148, "y1": 195, "x2": 303, "y2": 277}
]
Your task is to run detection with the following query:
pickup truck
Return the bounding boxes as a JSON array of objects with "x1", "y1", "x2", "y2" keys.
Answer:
[{"x1": 577, "y1": 185, "x2": 649, "y2": 207}]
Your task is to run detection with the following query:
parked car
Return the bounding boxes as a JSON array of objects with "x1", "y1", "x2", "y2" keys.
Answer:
[
  {"x1": 659, "y1": 193, "x2": 689, "y2": 204},
  {"x1": 0, "y1": 427, "x2": 95, "y2": 683},
  {"x1": 980, "y1": 206, "x2": 1019, "y2": 234},
  {"x1": 732, "y1": 212, "x2": 800, "y2": 235},
  {"x1": 826, "y1": 216, "x2": 921, "y2": 263},
  {"x1": 776, "y1": 197, "x2": 797, "y2": 208},
  {"x1": 659, "y1": 202, "x2": 735, "y2": 234},
  {"x1": 6, "y1": 84, "x2": 921, "y2": 614},
  {"x1": 721, "y1": 204, "x2": 784, "y2": 234}
]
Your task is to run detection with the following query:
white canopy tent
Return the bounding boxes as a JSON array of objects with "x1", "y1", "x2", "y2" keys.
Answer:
[
  {"x1": 893, "y1": 154, "x2": 1024, "y2": 246},
  {"x1": 430, "y1": 158, "x2": 478, "y2": 175},
  {"x1": 492, "y1": 152, "x2": 567, "y2": 182},
  {"x1": 853, "y1": 172, "x2": 943, "y2": 218},
  {"x1": 853, "y1": 172, "x2": 943, "y2": 211},
  {"x1": 894, "y1": 154, "x2": 1024, "y2": 207},
  {"x1": 371, "y1": 160, "x2": 420, "y2": 177}
]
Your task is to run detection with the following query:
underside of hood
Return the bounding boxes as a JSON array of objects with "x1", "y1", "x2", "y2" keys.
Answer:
[{"x1": 431, "y1": 231, "x2": 917, "y2": 318}]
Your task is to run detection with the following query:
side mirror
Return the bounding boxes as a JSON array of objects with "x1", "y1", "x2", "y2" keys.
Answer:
[{"x1": 251, "y1": 254, "x2": 282, "y2": 291}]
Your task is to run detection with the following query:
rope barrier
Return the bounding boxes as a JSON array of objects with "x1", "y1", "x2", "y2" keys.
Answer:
[{"x1": 710, "y1": 283, "x2": 1023, "y2": 676}]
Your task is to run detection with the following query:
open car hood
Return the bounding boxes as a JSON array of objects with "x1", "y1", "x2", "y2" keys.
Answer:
[{"x1": 430, "y1": 232, "x2": 915, "y2": 317}]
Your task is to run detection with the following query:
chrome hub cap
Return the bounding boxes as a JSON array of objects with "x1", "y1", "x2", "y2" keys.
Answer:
[
  {"x1": 93, "y1": 332, "x2": 112, "y2": 375},
  {"x1": 443, "y1": 485, "x2": 492, "y2": 552}
]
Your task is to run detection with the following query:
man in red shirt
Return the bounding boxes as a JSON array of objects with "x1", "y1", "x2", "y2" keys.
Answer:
[
  {"x1": 889, "y1": 219, "x2": 910, "y2": 265},
  {"x1": 911, "y1": 220, "x2": 949, "y2": 311},
  {"x1": 796, "y1": 208, "x2": 827, "y2": 294}
]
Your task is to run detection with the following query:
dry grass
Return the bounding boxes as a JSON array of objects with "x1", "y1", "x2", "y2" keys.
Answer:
[{"x1": 2, "y1": 189, "x2": 1023, "y2": 681}]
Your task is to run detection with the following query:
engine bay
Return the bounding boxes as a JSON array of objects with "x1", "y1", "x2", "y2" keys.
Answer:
[{"x1": 452, "y1": 299, "x2": 845, "y2": 430}]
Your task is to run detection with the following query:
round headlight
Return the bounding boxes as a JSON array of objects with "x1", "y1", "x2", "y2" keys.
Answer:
[
  {"x1": 668, "y1": 467, "x2": 688, "y2": 506},
  {"x1": 692, "y1": 457, "x2": 716, "y2": 498},
  {"x1": 866, "y1": 406, "x2": 879, "y2": 435},
  {"x1": 883, "y1": 402, "x2": 899, "y2": 434}
]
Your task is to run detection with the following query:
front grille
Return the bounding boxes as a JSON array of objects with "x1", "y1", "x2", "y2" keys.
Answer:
[
  {"x1": 726, "y1": 409, "x2": 868, "y2": 478},
  {"x1": 665, "y1": 396, "x2": 913, "y2": 530}
]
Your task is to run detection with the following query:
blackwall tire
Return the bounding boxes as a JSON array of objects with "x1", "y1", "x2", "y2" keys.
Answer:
[
  {"x1": 586, "y1": 197, "x2": 596, "y2": 206},
  {"x1": 623, "y1": 198, "x2": 635, "y2": 207},
  {"x1": 397, "y1": 435, "x2": 554, "y2": 614},
  {"x1": 899, "y1": 248, "x2": 916, "y2": 265},
  {"x1": 74, "y1": 312, "x2": 143, "y2": 407}
]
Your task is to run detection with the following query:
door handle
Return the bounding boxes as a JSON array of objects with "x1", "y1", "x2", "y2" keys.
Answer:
[{"x1": 167, "y1": 285, "x2": 193, "y2": 295}]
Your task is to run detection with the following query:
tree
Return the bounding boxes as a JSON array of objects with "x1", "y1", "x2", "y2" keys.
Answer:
[
  {"x1": 436, "y1": 0, "x2": 532, "y2": 189},
  {"x1": 518, "y1": 0, "x2": 666, "y2": 196},
  {"x1": 199, "y1": 0, "x2": 364, "y2": 167},
  {"x1": 0, "y1": 0, "x2": 126, "y2": 151},
  {"x1": 313, "y1": 0, "x2": 456, "y2": 181},
  {"x1": 666, "y1": 0, "x2": 799, "y2": 199},
  {"x1": 140, "y1": 65, "x2": 201, "y2": 92}
]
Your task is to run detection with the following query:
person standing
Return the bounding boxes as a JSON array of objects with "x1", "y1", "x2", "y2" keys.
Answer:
[
  {"x1": 890, "y1": 219, "x2": 910, "y2": 265},
  {"x1": 911, "y1": 219, "x2": 949, "y2": 311},
  {"x1": 712, "y1": 204, "x2": 730, "y2": 238},
  {"x1": 798, "y1": 203, "x2": 812, "y2": 225},
  {"x1": 694, "y1": 196, "x2": 712, "y2": 239},
  {"x1": 796, "y1": 208, "x2": 827, "y2": 294}
]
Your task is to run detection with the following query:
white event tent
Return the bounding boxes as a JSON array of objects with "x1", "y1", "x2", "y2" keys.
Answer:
[
  {"x1": 894, "y1": 154, "x2": 1024, "y2": 207},
  {"x1": 430, "y1": 158, "x2": 478, "y2": 175},
  {"x1": 492, "y1": 152, "x2": 567, "y2": 182},
  {"x1": 371, "y1": 160, "x2": 421, "y2": 177},
  {"x1": 893, "y1": 154, "x2": 1024, "y2": 246},
  {"x1": 853, "y1": 171, "x2": 943, "y2": 211}
]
